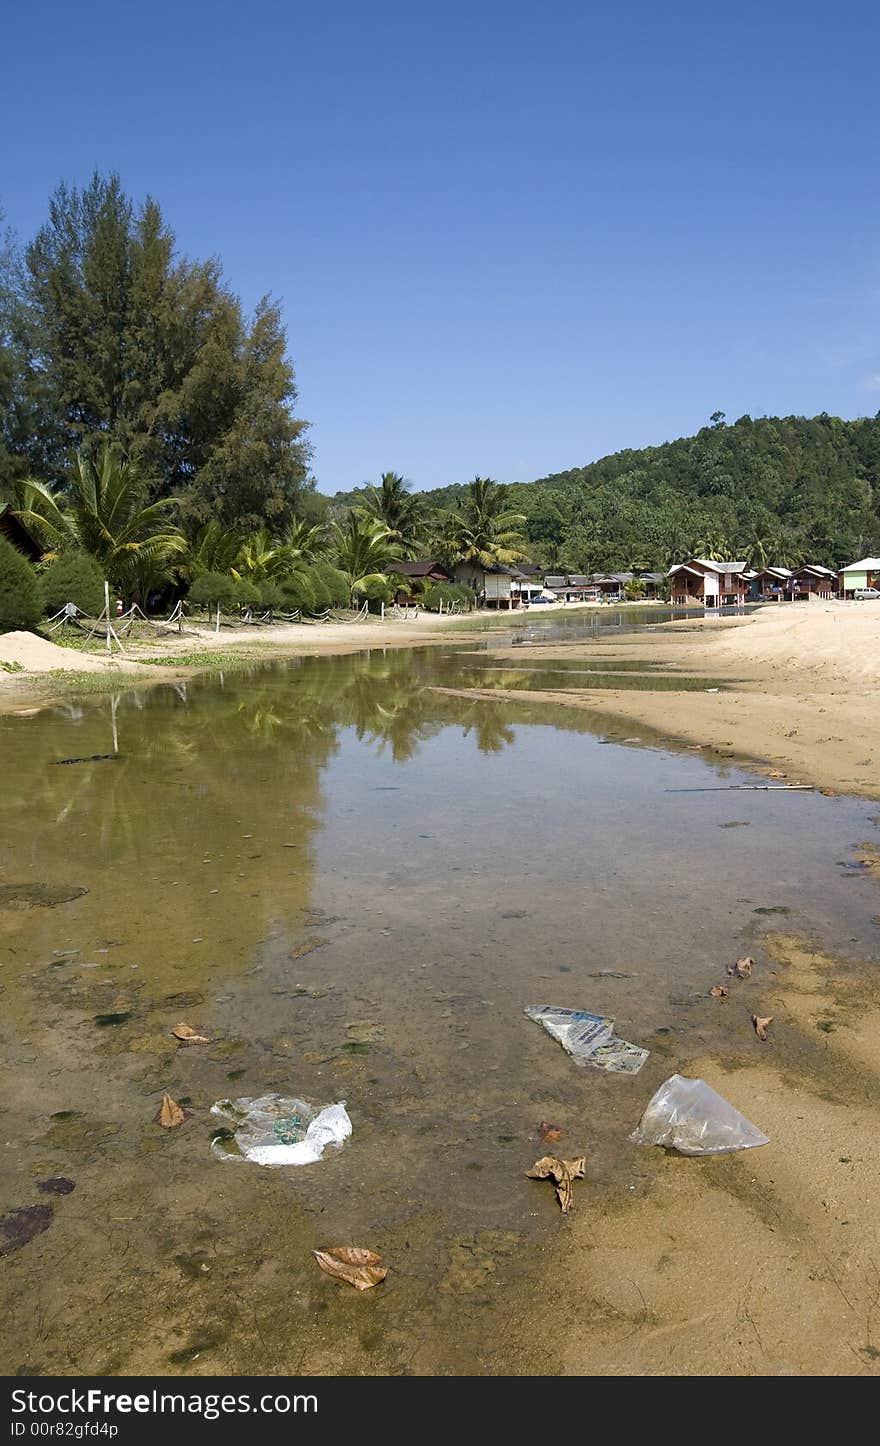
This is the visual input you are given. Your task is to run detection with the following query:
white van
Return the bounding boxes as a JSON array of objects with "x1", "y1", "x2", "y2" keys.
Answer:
[{"x1": 853, "y1": 587, "x2": 880, "y2": 600}]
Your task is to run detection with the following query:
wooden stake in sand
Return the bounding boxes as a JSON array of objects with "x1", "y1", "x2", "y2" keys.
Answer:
[{"x1": 102, "y1": 581, "x2": 126, "y2": 655}]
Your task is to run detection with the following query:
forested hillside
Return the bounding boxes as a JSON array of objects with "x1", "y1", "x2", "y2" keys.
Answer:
[{"x1": 336, "y1": 413, "x2": 880, "y2": 571}]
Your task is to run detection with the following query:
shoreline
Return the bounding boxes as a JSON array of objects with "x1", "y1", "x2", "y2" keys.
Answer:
[{"x1": 3, "y1": 599, "x2": 878, "y2": 799}]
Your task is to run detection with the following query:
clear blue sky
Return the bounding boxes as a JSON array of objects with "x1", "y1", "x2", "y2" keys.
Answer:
[{"x1": 3, "y1": 0, "x2": 879, "y2": 493}]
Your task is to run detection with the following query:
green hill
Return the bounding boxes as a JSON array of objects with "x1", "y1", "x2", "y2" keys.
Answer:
[{"x1": 336, "y1": 413, "x2": 880, "y2": 572}]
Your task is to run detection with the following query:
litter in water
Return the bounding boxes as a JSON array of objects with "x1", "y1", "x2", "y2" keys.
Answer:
[
  {"x1": 210, "y1": 1094, "x2": 351, "y2": 1166},
  {"x1": 753, "y1": 1014, "x2": 773, "y2": 1041},
  {"x1": 630, "y1": 1074, "x2": 770, "y2": 1156},
  {"x1": 171, "y1": 1022, "x2": 211, "y2": 1044},
  {"x1": 526, "y1": 1155, "x2": 586, "y2": 1213},
  {"x1": 51, "y1": 754, "x2": 121, "y2": 766},
  {"x1": 525, "y1": 1005, "x2": 648, "y2": 1074},
  {"x1": 312, "y1": 1246, "x2": 387, "y2": 1290}
]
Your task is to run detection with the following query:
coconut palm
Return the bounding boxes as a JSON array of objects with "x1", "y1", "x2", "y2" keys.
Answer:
[
  {"x1": 359, "y1": 472, "x2": 425, "y2": 555},
  {"x1": 282, "y1": 518, "x2": 328, "y2": 563},
  {"x1": 180, "y1": 520, "x2": 245, "y2": 581},
  {"x1": 15, "y1": 443, "x2": 184, "y2": 598},
  {"x1": 694, "y1": 527, "x2": 733, "y2": 561},
  {"x1": 331, "y1": 513, "x2": 402, "y2": 599},
  {"x1": 442, "y1": 477, "x2": 526, "y2": 567}
]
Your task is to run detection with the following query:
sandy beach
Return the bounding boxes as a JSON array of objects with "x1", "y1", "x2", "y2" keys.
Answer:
[
  {"x1": 3, "y1": 599, "x2": 880, "y2": 1376},
  {"x1": 464, "y1": 600, "x2": 880, "y2": 800}
]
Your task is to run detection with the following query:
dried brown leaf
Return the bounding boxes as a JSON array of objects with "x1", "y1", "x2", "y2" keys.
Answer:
[
  {"x1": 539, "y1": 1120, "x2": 565, "y2": 1144},
  {"x1": 710, "y1": 985, "x2": 730, "y2": 998},
  {"x1": 767, "y1": 769, "x2": 786, "y2": 779},
  {"x1": 171, "y1": 1021, "x2": 210, "y2": 1044},
  {"x1": 154, "y1": 1092, "x2": 186, "y2": 1129},
  {"x1": 753, "y1": 1014, "x2": 773, "y2": 1041},
  {"x1": 727, "y1": 956, "x2": 754, "y2": 978},
  {"x1": 312, "y1": 1247, "x2": 387, "y2": 1290},
  {"x1": 527, "y1": 1154, "x2": 586, "y2": 1214}
]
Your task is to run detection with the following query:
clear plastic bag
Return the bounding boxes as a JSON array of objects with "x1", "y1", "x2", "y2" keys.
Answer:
[
  {"x1": 630, "y1": 1074, "x2": 769, "y2": 1155},
  {"x1": 525, "y1": 1005, "x2": 648, "y2": 1074},
  {"x1": 210, "y1": 1094, "x2": 351, "y2": 1166}
]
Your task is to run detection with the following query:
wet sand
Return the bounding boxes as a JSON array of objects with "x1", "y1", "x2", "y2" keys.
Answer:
[
  {"x1": 2, "y1": 604, "x2": 880, "y2": 1376},
  {"x1": 469, "y1": 600, "x2": 880, "y2": 800}
]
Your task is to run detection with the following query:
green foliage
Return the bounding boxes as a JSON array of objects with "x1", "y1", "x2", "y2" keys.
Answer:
[
  {"x1": 332, "y1": 512, "x2": 401, "y2": 594},
  {"x1": 279, "y1": 573, "x2": 315, "y2": 613},
  {"x1": 623, "y1": 578, "x2": 647, "y2": 600},
  {"x1": 421, "y1": 582, "x2": 473, "y2": 611},
  {"x1": 355, "y1": 575, "x2": 393, "y2": 603},
  {"x1": 256, "y1": 579, "x2": 285, "y2": 610},
  {"x1": 310, "y1": 560, "x2": 350, "y2": 608},
  {"x1": 332, "y1": 414, "x2": 880, "y2": 571},
  {"x1": 188, "y1": 571, "x2": 236, "y2": 610},
  {"x1": 232, "y1": 577, "x2": 260, "y2": 609},
  {"x1": 15, "y1": 443, "x2": 184, "y2": 600},
  {"x1": 41, "y1": 550, "x2": 105, "y2": 615},
  {"x1": 439, "y1": 477, "x2": 527, "y2": 568},
  {"x1": 0, "y1": 172, "x2": 312, "y2": 531},
  {"x1": 181, "y1": 520, "x2": 244, "y2": 581},
  {"x1": 0, "y1": 535, "x2": 43, "y2": 631},
  {"x1": 359, "y1": 472, "x2": 425, "y2": 554}
]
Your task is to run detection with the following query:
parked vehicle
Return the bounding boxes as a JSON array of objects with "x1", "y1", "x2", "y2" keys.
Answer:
[{"x1": 854, "y1": 588, "x2": 880, "y2": 600}]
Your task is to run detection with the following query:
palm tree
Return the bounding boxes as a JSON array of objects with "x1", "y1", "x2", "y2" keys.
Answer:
[
  {"x1": 359, "y1": 472, "x2": 425, "y2": 555},
  {"x1": 15, "y1": 444, "x2": 184, "y2": 599},
  {"x1": 766, "y1": 527, "x2": 805, "y2": 568},
  {"x1": 442, "y1": 477, "x2": 526, "y2": 568},
  {"x1": 282, "y1": 518, "x2": 328, "y2": 563},
  {"x1": 331, "y1": 513, "x2": 401, "y2": 600},
  {"x1": 695, "y1": 527, "x2": 733, "y2": 562},
  {"x1": 743, "y1": 532, "x2": 771, "y2": 570},
  {"x1": 181, "y1": 520, "x2": 245, "y2": 581}
]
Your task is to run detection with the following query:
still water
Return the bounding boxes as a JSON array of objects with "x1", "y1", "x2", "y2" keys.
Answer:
[{"x1": 0, "y1": 630, "x2": 877, "y2": 1374}]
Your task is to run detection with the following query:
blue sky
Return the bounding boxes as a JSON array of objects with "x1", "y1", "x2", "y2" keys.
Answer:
[{"x1": 3, "y1": 1, "x2": 879, "y2": 493}]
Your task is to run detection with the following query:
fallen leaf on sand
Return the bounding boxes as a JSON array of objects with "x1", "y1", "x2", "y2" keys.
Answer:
[
  {"x1": 710, "y1": 986, "x2": 729, "y2": 998},
  {"x1": 727, "y1": 957, "x2": 754, "y2": 979},
  {"x1": 154, "y1": 1093, "x2": 186, "y2": 1128},
  {"x1": 312, "y1": 1246, "x2": 387, "y2": 1290},
  {"x1": 171, "y1": 1022, "x2": 210, "y2": 1044},
  {"x1": 539, "y1": 1120, "x2": 565, "y2": 1144},
  {"x1": 766, "y1": 769, "x2": 786, "y2": 779},
  {"x1": 753, "y1": 1014, "x2": 773, "y2": 1041},
  {"x1": 527, "y1": 1155, "x2": 586, "y2": 1214}
]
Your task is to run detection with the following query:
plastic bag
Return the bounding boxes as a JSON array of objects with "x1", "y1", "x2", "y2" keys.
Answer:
[
  {"x1": 525, "y1": 1005, "x2": 648, "y2": 1074},
  {"x1": 630, "y1": 1074, "x2": 769, "y2": 1155},
  {"x1": 210, "y1": 1094, "x2": 351, "y2": 1166}
]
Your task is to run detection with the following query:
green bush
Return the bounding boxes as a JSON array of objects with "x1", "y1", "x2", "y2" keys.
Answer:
[
  {"x1": 311, "y1": 561, "x2": 350, "y2": 608},
  {"x1": 280, "y1": 573, "x2": 315, "y2": 613},
  {"x1": 0, "y1": 535, "x2": 44, "y2": 632},
  {"x1": 307, "y1": 570, "x2": 331, "y2": 611},
  {"x1": 41, "y1": 551, "x2": 105, "y2": 617},
  {"x1": 188, "y1": 571, "x2": 236, "y2": 611},
  {"x1": 355, "y1": 576, "x2": 393, "y2": 607},
  {"x1": 257, "y1": 579, "x2": 285, "y2": 611},
  {"x1": 232, "y1": 578, "x2": 260, "y2": 609},
  {"x1": 624, "y1": 578, "x2": 647, "y2": 600},
  {"x1": 422, "y1": 582, "x2": 473, "y2": 612}
]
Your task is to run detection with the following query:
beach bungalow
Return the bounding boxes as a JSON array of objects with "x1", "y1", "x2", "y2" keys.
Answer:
[
  {"x1": 451, "y1": 561, "x2": 526, "y2": 608},
  {"x1": 0, "y1": 503, "x2": 43, "y2": 563},
  {"x1": 392, "y1": 560, "x2": 452, "y2": 604},
  {"x1": 748, "y1": 566, "x2": 793, "y2": 600},
  {"x1": 668, "y1": 558, "x2": 749, "y2": 606},
  {"x1": 790, "y1": 564, "x2": 837, "y2": 599},
  {"x1": 838, "y1": 557, "x2": 880, "y2": 597}
]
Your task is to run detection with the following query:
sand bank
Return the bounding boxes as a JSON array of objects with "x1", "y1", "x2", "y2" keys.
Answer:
[{"x1": 477, "y1": 600, "x2": 880, "y2": 799}]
